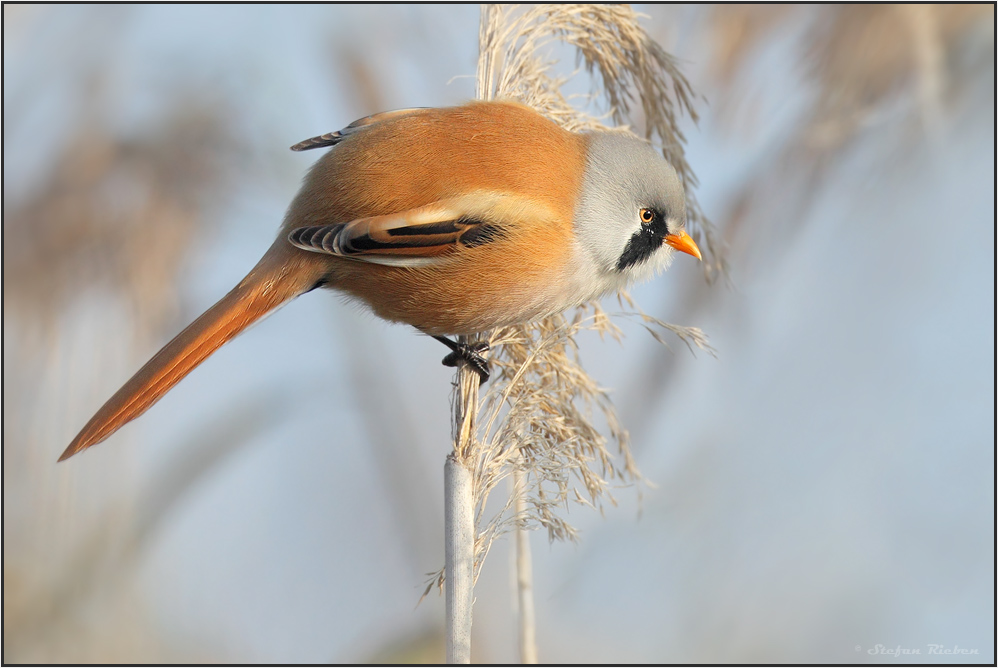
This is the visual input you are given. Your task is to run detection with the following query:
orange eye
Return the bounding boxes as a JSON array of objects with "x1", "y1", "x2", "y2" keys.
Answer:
[{"x1": 640, "y1": 208, "x2": 655, "y2": 224}]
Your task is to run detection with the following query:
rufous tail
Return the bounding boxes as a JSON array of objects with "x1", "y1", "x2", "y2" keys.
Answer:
[{"x1": 59, "y1": 246, "x2": 323, "y2": 461}]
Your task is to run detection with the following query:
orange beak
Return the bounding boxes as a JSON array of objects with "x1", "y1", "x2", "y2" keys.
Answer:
[{"x1": 664, "y1": 230, "x2": 702, "y2": 261}]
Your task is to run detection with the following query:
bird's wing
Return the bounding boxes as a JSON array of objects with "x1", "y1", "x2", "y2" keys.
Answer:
[
  {"x1": 290, "y1": 108, "x2": 428, "y2": 152},
  {"x1": 287, "y1": 197, "x2": 508, "y2": 268}
]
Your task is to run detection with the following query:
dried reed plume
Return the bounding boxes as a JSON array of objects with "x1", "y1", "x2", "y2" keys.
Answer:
[
  {"x1": 478, "y1": 4, "x2": 723, "y2": 279},
  {"x1": 435, "y1": 5, "x2": 716, "y2": 595}
]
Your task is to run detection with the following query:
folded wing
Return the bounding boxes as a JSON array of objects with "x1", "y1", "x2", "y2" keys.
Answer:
[{"x1": 288, "y1": 198, "x2": 506, "y2": 267}]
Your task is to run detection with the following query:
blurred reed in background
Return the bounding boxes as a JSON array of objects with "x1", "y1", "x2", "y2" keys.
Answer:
[
  {"x1": 4, "y1": 9, "x2": 243, "y2": 660},
  {"x1": 622, "y1": 3, "x2": 994, "y2": 441},
  {"x1": 3, "y1": 4, "x2": 993, "y2": 663}
]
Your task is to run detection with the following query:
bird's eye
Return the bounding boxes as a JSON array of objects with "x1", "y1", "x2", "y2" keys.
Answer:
[{"x1": 639, "y1": 208, "x2": 655, "y2": 224}]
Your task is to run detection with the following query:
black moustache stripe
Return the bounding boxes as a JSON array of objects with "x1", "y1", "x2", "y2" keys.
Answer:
[{"x1": 617, "y1": 215, "x2": 667, "y2": 271}]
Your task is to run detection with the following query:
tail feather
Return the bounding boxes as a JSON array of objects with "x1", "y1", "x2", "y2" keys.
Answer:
[{"x1": 60, "y1": 249, "x2": 321, "y2": 461}]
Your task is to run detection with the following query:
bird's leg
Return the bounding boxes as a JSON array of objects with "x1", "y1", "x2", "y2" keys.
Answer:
[{"x1": 432, "y1": 335, "x2": 491, "y2": 384}]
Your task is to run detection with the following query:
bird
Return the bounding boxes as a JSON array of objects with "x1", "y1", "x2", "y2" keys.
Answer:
[{"x1": 59, "y1": 101, "x2": 701, "y2": 462}]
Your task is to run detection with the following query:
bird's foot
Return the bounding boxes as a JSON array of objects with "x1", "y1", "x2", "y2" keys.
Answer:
[{"x1": 433, "y1": 336, "x2": 491, "y2": 385}]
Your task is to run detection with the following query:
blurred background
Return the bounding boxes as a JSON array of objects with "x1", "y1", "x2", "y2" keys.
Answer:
[{"x1": 3, "y1": 4, "x2": 993, "y2": 663}]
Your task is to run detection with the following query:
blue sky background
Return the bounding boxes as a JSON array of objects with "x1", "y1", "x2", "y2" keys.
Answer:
[{"x1": 4, "y1": 5, "x2": 994, "y2": 663}]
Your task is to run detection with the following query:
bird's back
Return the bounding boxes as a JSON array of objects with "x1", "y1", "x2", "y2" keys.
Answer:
[
  {"x1": 282, "y1": 101, "x2": 593, "y2": 334},
  {"x1": 283, "y1": 101, "x2": 587, "y2": 230}
]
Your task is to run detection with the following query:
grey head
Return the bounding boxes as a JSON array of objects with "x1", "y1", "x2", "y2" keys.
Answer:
[{"x1": 573, "y1": 131, "x2": 691, "y2": 288}]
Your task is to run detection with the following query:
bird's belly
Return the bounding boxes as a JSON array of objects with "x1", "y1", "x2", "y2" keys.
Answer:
[{"x1": 329, "y1": 252, "x2": 574, "y2": 335}]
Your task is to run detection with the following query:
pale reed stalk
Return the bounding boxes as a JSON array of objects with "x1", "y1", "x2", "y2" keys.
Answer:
[{"x1": 442, "y1": 5, "x2": 713, "y2": 663}]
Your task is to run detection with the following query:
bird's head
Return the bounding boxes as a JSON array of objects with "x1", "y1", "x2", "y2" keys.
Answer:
[{"x1": 574, "y1": 131, "x2": 701, "y2": 289}]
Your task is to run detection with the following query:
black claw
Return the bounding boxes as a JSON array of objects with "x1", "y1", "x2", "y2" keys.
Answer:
[{"x1": 433, "y1": 336, "x2": 491, "y2": 384}]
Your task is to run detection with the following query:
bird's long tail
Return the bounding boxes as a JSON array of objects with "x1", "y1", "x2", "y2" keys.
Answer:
[{"x1": 59, "y1": 245, "x2": 324, "y2": 461}]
